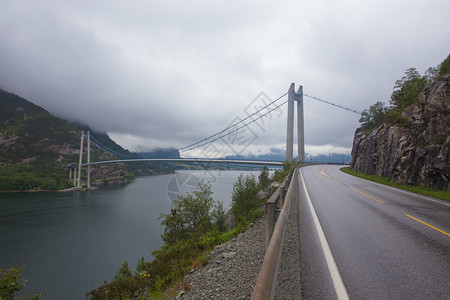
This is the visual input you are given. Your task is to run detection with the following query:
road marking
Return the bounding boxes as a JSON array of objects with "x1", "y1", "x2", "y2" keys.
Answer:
[
  {"x1": 348, "y1": 186, "x2": 383, "y2": 204},
  {"x1": 300, "y1": 169, "x2": 349, "y2": 300},
  {"x1": 318, "y1": 166, "x2": 449, "y2": 237},
  {"x1": 406, "y1": 214, "x2": 450, "y2": 236},
  {"x1": 317, "y1": 167, "x2": 383, "y2": 204},
  {"x1": 319, "y1": 167, "x2": 344, "y2": 184}
]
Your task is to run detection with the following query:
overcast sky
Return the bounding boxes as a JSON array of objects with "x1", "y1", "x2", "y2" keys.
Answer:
[{"x1": 1, "y1": 0, "x2": 449, "y2": 158}]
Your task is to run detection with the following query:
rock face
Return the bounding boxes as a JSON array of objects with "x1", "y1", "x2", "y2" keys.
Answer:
[{"x1": 351, "y1": 76, "x2": 450, "y2": 190}]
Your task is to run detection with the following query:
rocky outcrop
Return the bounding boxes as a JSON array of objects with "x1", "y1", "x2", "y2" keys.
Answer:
[{"x1": 351, "y1": 75, "x2": 450, "y2": 190}]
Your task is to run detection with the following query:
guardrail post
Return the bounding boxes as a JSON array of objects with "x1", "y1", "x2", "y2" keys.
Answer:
[
  {"x1": 266, "y1": 202, "x2": 274, "y2": 249},
  {"x1": 278, "y1": 182, "x2": 286, "y2": 209}
]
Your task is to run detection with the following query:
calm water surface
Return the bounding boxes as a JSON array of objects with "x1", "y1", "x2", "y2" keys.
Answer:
[{"x1": 0, "y1": 170, "x2": 260, "y2": 299}]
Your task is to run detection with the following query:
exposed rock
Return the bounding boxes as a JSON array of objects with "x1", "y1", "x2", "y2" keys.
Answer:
[
  {"x1": 257, "y1": 190, "x2": 269, "y2": 199},
  {"x1": 352, "y1": 76, "x2": 450, "y2": 190},
  {"x1": 270, "y1": 182, "x2": 280, "y2": 188}
]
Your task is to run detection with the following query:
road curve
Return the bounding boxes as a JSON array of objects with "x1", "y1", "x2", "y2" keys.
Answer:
[{"x1": 297, "y1": 165, "x2": 449, "y2": 300}]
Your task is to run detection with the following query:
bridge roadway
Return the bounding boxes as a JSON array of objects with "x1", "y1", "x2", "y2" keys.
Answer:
[
  {"x1": 81, "y1": 158, "x2": 284, "y2": 167},
  {"x1": 295, "y1": 165, "x2": 449, "y2": 299}
]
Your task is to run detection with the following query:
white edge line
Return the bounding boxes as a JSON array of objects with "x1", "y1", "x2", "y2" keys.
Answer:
[{"x1": 300, "y1": 168, "x2": 349, "y2": 300}]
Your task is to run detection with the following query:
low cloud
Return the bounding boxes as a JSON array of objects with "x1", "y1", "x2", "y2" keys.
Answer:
[{"x1": 1, "y1": 0, "x2": 448, "y2": 156}]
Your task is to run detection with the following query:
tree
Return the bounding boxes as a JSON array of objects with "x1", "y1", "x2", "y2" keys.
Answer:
[
  {"x1": 159, "y1": 181, "x2": 214, "y2": 244},
  {"x1": 231, "y1": 174, "x2": 259, "y2": 222},
  {"x1": 0, "y1": 265, "x2": 41, "y2": 300},
  {"x1": 359, "y1": 101, "x2": 388, "y2": 130},
  {"x1": 258, "y1": 166, "x2": 270, "y2": 190},
  {"x1": 135, "y1": 257, "x2": 146, "y2": 275},
  {"x1": 113, "y1": 261, "x2": 132, "y2": 282},
  {"x1": 211, "y1": 201, "x2": 227, "y2": 232},
  {"x1": 159, "y1": 207, "x2": 187, "y2": 244},
  {"x1": 436, "y1": 54, "x2": 450, "y2": 79},
  {"x1": 390, "y1": 67, "x2": 429, "y2": 110}
]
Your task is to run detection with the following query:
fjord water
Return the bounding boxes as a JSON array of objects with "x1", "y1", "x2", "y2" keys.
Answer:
[{"x1": 0, "y1": 170, "x2": 259, "y2": 299}]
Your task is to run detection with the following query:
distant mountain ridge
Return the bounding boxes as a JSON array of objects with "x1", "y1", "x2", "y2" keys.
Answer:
[
  {"x1": 0, "y1": 89, "x2": 173, "y2": 191},
  {"x1": 137, "y1": 148, "x2": 181, "y2": 159},
  {"x1": 225, "y1": 148, "x2": 351, "y2": 164}
]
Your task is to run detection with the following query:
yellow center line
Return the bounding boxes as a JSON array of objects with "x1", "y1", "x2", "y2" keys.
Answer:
[
  {"x1": 348, "y1": 186, "x2": 383, "y2": 204},
  {"x1": 316, "y1": 166, "x2": 449, "y2": 237},
  {"x1": 405, "y1": 214, "x2": 450, "y2": 236},
  {"x1": 318, "y1": 167, "x2": 343, "y2": 184}
]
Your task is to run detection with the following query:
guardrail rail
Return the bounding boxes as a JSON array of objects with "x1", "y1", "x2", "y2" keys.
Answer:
[{"x1": 252, "y1": 166, "x2": 299, "y2": 300}]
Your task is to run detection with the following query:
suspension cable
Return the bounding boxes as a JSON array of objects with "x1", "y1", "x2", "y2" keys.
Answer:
[
  {"x1": 302, "y1": 93, "x2": 362, "y2": 115},
  {"x1": 153, "y1": 92, "x2": 288, "y2": 158},
  {"x1": 90, "y1": 135, "x2": 138, "y2": 158},
  {"x1": 180, "y1": 99, "x2": 288, "y2": 154}
]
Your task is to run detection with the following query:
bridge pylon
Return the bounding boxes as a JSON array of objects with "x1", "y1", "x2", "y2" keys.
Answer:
[
  {"x1": 75, "y1": 130, "x2": 91, "y2": 189},
  {"x1": 286, "y1": 83, "x2": 304, "y2": 162}
]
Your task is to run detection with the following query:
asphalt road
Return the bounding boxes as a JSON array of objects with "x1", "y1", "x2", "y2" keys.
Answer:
[{"x1": 297, "y1": 165, "x2": 449, "y2": 300}]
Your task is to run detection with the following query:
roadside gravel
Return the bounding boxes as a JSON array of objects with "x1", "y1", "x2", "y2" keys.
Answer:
[
  {"x1": 177, "y1": 217, "x2": 266, "y2": 299},
  {"x1": 174, "y1": 196, "x2": 301, "y2": 299}
]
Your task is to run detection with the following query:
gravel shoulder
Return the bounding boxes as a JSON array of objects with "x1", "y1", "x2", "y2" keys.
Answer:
[
  {"x1": 178, "y1": 217, "x2": 266, "y2": 299},
  {"x1": 176, "y1": 191, "x2": 301, "y2": 299}
]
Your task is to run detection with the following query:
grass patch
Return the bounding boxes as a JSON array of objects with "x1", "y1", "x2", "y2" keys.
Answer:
[{"x1": 340, "y1": 167, "x2": 450, "y2": 201}]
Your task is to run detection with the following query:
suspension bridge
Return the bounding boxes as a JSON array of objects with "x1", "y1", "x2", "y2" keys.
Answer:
[{"x1": 69, "y1": 83, "x2": 361, "y2": 189}]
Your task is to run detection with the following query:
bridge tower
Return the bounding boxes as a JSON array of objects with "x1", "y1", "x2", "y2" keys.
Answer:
[
  {"x1": 75, "y1": 130, "x2": 92, "y2": 189},
  {"x1": 286, "y1": 83, "x2": 304, "y2": 162},
  {"x1": 77, "y1": 130, "x2": 84, "y2": 189}
]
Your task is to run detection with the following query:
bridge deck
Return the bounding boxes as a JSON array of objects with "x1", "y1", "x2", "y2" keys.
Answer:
[{"x1": 80, "y1": 158, "x2": 283, "y2": 167}]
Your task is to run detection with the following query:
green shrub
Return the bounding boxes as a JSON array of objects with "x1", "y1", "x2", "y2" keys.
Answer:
[
  {"x1": 135, "y1": 257, "x2": 146, "y2": 275},
  {"x1": 258, "y1": 166, "x2": 270, "y2": 189},
  {"x1": 159, "y1": 181, "x2": 214, "y2": 244},
  {"x1": 231, "y1": 174, "x2": 259, "y2": 222},
  {"x1": 113, "y1": 261, "x2": 132, "y2": 282},
  {"x1": 0, "y1": 266, "x2": 41, "y2": 300}
]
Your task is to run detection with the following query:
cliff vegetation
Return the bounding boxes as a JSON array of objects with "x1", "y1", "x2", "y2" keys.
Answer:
[{"x1": 352, "y1": 54, "x2": 450, "y2": 190}]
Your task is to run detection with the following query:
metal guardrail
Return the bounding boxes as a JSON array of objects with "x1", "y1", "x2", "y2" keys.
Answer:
[
  {"x1": 252, "y1": 167, "x2": 299, "y2": 300},
  {"x1": 265, "y1": 178, "x2": 288, "y2": 248}
]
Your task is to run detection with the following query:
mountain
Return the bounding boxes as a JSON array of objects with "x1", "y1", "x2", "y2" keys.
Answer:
[
  {"x1": 225, "y1": 148, "x2": 286, "y2": 162},
  {"x1": 225, "y1": 148, "x2": 351, "y2": 164},
  {"x1": 351, "y1": 75, "x2": 449, "y2": 190},
  {"x1": 137, "y1": 148, "x2": 181, "y2": 159},
  {"x1": 0, "y1": 89, "x2": 173, "y2": 191}
]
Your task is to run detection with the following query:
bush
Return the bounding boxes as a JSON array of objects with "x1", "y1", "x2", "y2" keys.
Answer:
[
  {"x1": 272, "y1": 160, "x2": 296, "y2": 183},
  {"x1": 359, "y1": 101, "x2": 388, "y2": 131},
  {"x1": 211, "y1": 201, "x2": 227, "y2": 232},
  {"x1": 258, "y1": 166, "x2": 270, "y2": 189},
  {"x1": 159, "y1": 181, "x2": 214, "y2": 244},
  {"x1": 0, "y1": 265, "x2": 41, "y2": 300},
  {"x1": 231, "y1": 174, "x2": 259, "y2": 222},
  {"x1": 113, "y1": 261, "x2": 132, "y2": 282},
  {"x1": 135, "y1": 257, "x2": 146, "y2": 275}
]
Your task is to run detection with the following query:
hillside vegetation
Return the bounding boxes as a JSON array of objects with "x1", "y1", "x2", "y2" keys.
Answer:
[
  {"x1": 359, "y1": 54, "x2": 450, "y2": 132},
  {"x1": 0, "y1": 90, "x2": 173, "y2": 191}
]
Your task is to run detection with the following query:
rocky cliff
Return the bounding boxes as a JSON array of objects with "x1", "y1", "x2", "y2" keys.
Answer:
[{"x1": 351, "y1": 75, "x2": 450, "y2": 190}]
